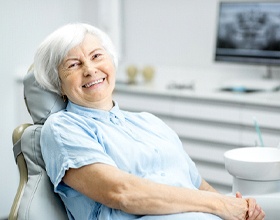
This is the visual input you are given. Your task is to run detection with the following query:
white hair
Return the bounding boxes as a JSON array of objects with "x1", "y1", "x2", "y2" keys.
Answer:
[{"x1": 33, "y1": 23, "x2": 118, "y2": 95}]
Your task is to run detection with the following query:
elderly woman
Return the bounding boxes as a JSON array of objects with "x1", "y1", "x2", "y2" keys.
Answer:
[{"x1": 34, "y1": 23, "x2": 265, "y2": 220}]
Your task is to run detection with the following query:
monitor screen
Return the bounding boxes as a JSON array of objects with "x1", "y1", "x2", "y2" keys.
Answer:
[{"x1": 215, "y1": 2, "x2": 280, "y2": 66}]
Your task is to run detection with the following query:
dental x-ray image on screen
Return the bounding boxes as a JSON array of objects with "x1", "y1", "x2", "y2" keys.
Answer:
[{"x1": 215, "y1": 2, "x2": 280, "y2": 66}]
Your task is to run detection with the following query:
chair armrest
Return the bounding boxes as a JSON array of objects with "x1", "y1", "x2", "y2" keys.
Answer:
[{"x1": 9, "y1": 124, "x2": 32, "y2": 220}]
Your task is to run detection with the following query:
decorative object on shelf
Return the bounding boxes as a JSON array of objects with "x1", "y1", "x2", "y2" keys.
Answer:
[
  {"x1": 142, "y1": 66, "x2": 155, "y2": 83},
  {"x1": 126, "y1": 65, "x2": 138, "y2": 84}
]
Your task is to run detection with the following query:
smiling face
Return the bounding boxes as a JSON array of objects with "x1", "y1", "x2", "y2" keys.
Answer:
[{"x1": 58, "y1": 34, "x2": 116, "y2": 110}]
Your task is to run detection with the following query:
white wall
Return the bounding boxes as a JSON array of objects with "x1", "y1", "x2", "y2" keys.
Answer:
[
  {"x1": 0, "y1": 0, "x2": 99, "y2": 218},
  {"x1": 119, "y1": 0, "x2": 280, "y2": 84}
]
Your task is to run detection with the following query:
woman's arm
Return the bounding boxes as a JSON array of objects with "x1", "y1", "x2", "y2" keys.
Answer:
[{"x1": 63, "y1": 163, "x2": 254, "y2": 219}]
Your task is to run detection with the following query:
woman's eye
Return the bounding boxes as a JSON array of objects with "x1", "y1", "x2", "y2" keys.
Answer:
[
  {"x1": 68, "y1": 62, "x2": 79, "y2": 68},
  {"x1": 93, "y1": 53, "x2": 102, "y2": 60}
]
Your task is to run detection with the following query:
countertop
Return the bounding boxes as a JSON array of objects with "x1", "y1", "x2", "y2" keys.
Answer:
[{"x1": 115, "y1": 80, "x2": 280, "y2": 108}]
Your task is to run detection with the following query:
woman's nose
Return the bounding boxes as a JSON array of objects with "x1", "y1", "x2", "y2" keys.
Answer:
[{"x1": 83, "y1": 62, "x2": 97, "y2": 76}]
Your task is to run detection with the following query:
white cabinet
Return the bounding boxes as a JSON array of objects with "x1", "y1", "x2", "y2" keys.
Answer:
[
  {"x1": 113, "y1": 86, "x2": 280, "y2": 193},
  {"x1": 113, "y1": 92, "x2": 173, "y2": 115}
]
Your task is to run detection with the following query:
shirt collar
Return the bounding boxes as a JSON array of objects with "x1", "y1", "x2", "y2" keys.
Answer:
[{"x1": 66, "y1": 101, "x2": 125, "y2": 122}]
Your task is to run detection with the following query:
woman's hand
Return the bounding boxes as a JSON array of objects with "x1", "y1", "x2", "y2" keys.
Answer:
[
  {"x1": 217, "y1": 195, "x2": 248, "y2": 220},
  {"x1": 236, "y1": 192, "x2": 265, "y2": 220},
  {"x1": 200, "y1": 180, "x2": 265, "y2": 220},
  {"x1": 215, "y1": 191, "x2": 265, "y2": 220}
]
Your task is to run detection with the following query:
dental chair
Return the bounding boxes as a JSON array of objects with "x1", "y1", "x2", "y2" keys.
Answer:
[{"x1": 9, "y1": 67, "x2": 68, "y2": 220}]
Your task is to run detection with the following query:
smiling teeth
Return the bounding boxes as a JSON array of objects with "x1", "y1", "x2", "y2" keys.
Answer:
[{"x1": 83, "y1": 78, "x2": 104, "y2": 88}]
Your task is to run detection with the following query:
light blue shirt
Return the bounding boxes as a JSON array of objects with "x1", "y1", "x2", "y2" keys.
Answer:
[{"x1": 41, "y1": 101, "x2": 222, "y2": 220}]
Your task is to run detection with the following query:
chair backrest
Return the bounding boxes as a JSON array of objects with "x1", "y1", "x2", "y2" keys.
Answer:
[{"x1": 9, "y1": 66, "x2": 68, "y2": 220}]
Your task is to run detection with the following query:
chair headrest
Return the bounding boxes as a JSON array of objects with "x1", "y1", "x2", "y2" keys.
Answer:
[{"x1": 23, "y1": 67, "x2": 67, "y2": 124}]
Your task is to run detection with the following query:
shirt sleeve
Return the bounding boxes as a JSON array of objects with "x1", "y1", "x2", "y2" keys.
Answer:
[{"x1": 40, "y1": 111, "x2": 117, "y2": 196}]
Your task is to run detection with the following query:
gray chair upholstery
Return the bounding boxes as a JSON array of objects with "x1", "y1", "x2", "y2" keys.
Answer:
[{"x1": 9, "y1": 66, "x2": 68, "y2": 220}]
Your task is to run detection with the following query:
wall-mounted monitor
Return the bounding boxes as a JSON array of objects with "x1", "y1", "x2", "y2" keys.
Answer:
[{"x1": 215, "y1": 1, "x2": 280, "y2": 67}]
